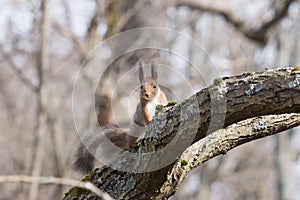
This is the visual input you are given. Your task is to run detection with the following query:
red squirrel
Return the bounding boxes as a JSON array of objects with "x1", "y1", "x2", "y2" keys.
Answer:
[
  {"x1": 74, "y1": 59, "x2": 168, "y2": 173},
  {"x1": 133, "y1": 59, "x2": 168, "y2": 126}
]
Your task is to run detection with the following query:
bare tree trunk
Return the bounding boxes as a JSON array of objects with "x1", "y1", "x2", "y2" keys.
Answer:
[
  {"x1": 29, "y1": 0, "x2": 49, "y2": 199},
  {"x1": 273, "y1": 18, "x2": 300, "y2": 199}
]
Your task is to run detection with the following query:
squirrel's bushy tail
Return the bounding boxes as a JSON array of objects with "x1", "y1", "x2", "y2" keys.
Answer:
[
  {"x1": 74, "y1": 126, "x2": 138, "y2": 174},
  {"x1": 74, "y1": 132, "x2": 102, "y2": 174}
]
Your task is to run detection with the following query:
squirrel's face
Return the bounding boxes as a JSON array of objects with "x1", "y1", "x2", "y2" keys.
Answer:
[{"x1": 140, "y1": 78, "x2": 159, "y2": 101}]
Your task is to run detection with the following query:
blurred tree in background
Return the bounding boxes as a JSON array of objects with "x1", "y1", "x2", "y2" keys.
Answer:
[{"x1": 0, "y1": 0, "x2": 300, "y2": 199}]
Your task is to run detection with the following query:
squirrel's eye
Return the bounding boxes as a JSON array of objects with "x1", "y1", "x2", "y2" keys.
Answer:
[
  {"x1": 153, "y1": 85, "x2": 156, "y2": 89},
  {"x1": 140, "y1": 86, "x2": 143, "y2": 90}
]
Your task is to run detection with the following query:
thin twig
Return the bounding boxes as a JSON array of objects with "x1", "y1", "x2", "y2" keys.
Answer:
[{"x1": 0, "y1": 175, "x2": 114, "y2": 200}]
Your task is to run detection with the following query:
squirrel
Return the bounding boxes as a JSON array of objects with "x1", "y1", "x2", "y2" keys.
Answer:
[
  {"x1": 133, "y1": 59, "x2": 168, "y2": 126},
  {"x1": 74, "y1": 59, "x2": 168, "y2": 173}
]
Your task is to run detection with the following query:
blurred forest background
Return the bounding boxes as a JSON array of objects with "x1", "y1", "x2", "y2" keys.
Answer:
[{"x1": 0, "y1": 0, "x2": 300, "y2": 199}]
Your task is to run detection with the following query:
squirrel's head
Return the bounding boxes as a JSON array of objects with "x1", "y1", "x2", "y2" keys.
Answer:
[
  {"x1": 140, "y1": 78, "x2": 159, "y2": 101},
  {"x1": 139, "y1": 59, "x2": 160, "y2": 101}
]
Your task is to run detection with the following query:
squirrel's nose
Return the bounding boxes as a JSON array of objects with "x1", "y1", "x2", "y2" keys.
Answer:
[{"x1": 145, "y1": 93, "x2": 149, "y2": 98}]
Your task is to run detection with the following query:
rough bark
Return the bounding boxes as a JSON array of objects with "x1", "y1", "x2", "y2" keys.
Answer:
[
  {"x1": 158, "y1": 113, "x2": 300, "y2": 199},
  {"x1": 64, "y1": 67, "x2": 300, "y2": 200}
]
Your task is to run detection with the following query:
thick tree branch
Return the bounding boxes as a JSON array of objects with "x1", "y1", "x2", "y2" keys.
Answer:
[
  {"x1": 64, "y1": 67, "x2": 300, "y2": 200},
  {"x1": 158, "y1": 113, "x2": 300, "y2": 198}
]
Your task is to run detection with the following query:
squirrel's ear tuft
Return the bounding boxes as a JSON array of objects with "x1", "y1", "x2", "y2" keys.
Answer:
[
  {"x1": 139, "y1": 59, "x2": 144, "y2": 84},
  {"x1": 151, "y1": 59, "x2": 158, "y2": 81}
]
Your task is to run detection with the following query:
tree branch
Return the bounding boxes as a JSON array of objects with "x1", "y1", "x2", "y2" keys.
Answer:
[
  {"x1": 0, "y1": 175, "x2": 113, "y2": 200},
  {"x1": 64, "y1": 67, "x2": 300, "y2": 199},
  {"x1": 176, "y1": 0, "x2": 296, "y2": 44},
  {"x1": 0, "y1": 47, "x2": 37, "y2": 92},
  {"x1": 110, "y1": 1, "x2": 147, "y2": 35},
  {"x1": 158, "y1": 113, "x2": 300, "y2": 198}
]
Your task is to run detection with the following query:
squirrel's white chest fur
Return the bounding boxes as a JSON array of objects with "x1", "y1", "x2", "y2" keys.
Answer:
[{"x1": 146, "y1": 98, "x2": 160, "y2": 117}]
